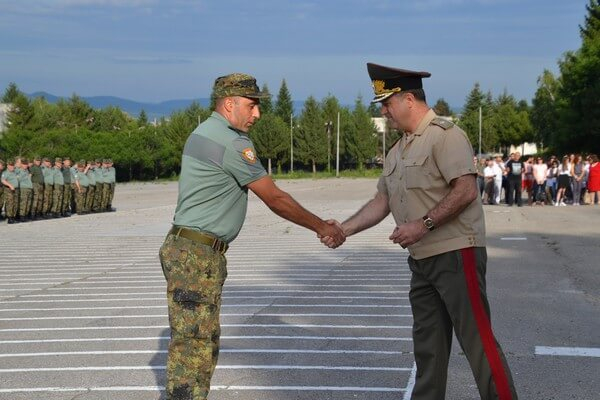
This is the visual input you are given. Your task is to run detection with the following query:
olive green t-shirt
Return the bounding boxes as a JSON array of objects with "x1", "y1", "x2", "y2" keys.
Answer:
[{"x1": 173, "y1": 112, "x2": 267, "y2": 243}]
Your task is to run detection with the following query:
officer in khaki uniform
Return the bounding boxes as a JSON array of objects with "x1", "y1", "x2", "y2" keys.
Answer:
[
  {"x1": 323, "y1": 63, "x2": 518, "y2": 400},
  {"x1": 159, "y1": 73, "x2": 344, "y2": 400}
]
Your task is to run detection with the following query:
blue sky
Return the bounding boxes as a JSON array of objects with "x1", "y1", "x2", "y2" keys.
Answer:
[{"x1": 0, "y1": 0, "x2": 590, "y2": 107}]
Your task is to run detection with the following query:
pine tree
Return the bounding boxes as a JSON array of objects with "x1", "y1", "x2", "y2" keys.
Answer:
[
  {"x1": 530, "y1": 70, "x2": 560, "y2": 149},
  {"x1": 432, "y1": 98, "x2": 452, "y2": 116},
  {"x1": 321, "y1": 94, "x2": 341, "y2": 172},
  {"x1": 259, "y1": 84, "x2": 273, "y2": 115},
  {"x1": 249, "y1": 113, "x2": 288, "y2": 175},
  {"x1": 138, "y1": 109, "x2": 148, "y2": 126},
  {"x1": 295, "y1": 96, "x2": 326, "y2": 174},
  {"x1": 274, "y1": 79, "x2": 293, "y2": 125},
  {"x1": 346, "y1": 95, "x2": 378, "y2": 170},
  {"x1": 2, "y1": 82, "x2": 21, "y2": 103}
]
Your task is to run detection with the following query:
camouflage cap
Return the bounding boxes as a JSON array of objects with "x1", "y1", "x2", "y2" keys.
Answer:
[
  {"x1": 55, "y1": 157, "x2": 63, "y2": 163},
  {"x1": 87, "y1": 160, "x2": 94, "y2": 164},
  {"x1": 7, "y1": 160, "x2": 14, "y2": 166},
  {"x1": 95, "y1": 158, "x2": 102, "y2": 164},
  {"x1": 63, "y1": 157, "x2": 71, "y2": 161},
  {"x1": 212, "y1": 73, "x2": 270, "y2": 99},
  {"x1": 34, "y1": 156, "x2": 42, "y2": 161},
  {"x1": 21, "y1": 158, "x2": 29, "y2": 164},
  {"x1": 102, "y1": 159, "x2": 110, "y2": 163},
  {"x1": 78, "y1": 159, "x2": 86, "y2": 166},
  {"x1": 42, "y1": 157, "x2": 50, "y2": 162}
]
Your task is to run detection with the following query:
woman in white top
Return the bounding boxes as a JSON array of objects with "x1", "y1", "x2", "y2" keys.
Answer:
[
  {"x1": 532, "y1": 157, "x2": 548, "y2": 205},
  {"x1": 556, "y1": 156, "x2": 571, "y2": 206}
]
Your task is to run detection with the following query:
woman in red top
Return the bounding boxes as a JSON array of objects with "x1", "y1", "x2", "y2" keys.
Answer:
[{"x1": 587, "y1": 154, "x2": 600, "y2": 205}]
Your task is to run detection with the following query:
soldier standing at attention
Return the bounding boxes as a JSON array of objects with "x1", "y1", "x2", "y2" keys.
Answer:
[
  {"x1": 41, "y1": 158, "x2": 54, "y2": 218},
  {"x1": 51, "y1": 158, "x2": 65, "y2": 218},
  {"x1": 0, "y1": 159, "x2": 5, "y2": 220},
  {"x1": 159, "y1": 73, "x2": 345, "y2": 400},
  {"x1": 106, "y1": 159, "x2": 116, "y2": 211},
  {"x1": 74, "y1": 160, "x2": 90, "y2": 214},
  {"x1": 92, "y1": 158, "x2": 104, "y2": 212},
  {"x1": 85, "y1": 160, "x2": 96, "y2": 213},
  {"x1": 100, "y1": 159, "x2": 111, "y2": 211},
  {"x1": 61, "y1": 157, "x2": 73, "y2": 217},
  {"x1": 30, "y1": 157, "x2": 45, "y2": 220},
  {"x1": 1, "y1": 160, "x2": 19, "y2": 224},
  {"x1": 17, "y1": 158, "x2": 33, "y2": 222},
  {"x1": 322, "y1": 63, "x2": 518, "y2": 400},
  {"x1": 70, "y1": 159, "x2": 78, "y2": 212}
]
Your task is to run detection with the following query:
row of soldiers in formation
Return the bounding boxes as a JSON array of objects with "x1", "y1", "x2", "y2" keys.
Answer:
[{"x1": 0, "y1": 157, "x2": 116, "y2": 224}]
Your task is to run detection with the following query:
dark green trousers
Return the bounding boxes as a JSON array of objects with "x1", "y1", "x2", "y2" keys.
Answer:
[{"x1": 408, "y1": 247, "x2": 517, "y2": 400}]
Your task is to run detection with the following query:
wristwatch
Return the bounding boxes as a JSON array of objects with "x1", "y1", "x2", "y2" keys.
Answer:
[{"x1": 422, "y1": 215, "x2": 435, "y2": 231}]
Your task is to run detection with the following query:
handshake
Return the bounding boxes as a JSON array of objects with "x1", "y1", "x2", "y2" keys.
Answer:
[{"x1": 317, "y1": 219, "x2": 346, "y2": 249}]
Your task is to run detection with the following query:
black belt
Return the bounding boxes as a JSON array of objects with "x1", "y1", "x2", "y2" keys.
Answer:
[{"x1": 169, "y1": 226, "x2": 228, "y2": 254}]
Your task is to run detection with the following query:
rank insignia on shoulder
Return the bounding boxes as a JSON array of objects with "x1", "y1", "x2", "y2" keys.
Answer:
[
  {"x1": 241, "y1": 148, "x2": 257, "y2": 164},
  {"x1": 431, "y1": 117, "x2": 454, "y2": 130}
]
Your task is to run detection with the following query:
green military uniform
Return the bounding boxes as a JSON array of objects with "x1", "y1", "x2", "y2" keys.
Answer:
[
  {"x1": 85, "y1": 163, "x2": 96, "y2": 212},
  {"x1": 30, "y1": 158, "x2": 45, "y2": 219},
  {"x1": 42, "y1": 160, "x2": 54, "y2": 216},
  {"x1": 369, "y1": 63, "x2": 517, "y2": 400},
  {"x1": 74, "y1": 161, "x2": 90, "y2": 214},
  {"x1": 17, "y1": 162, "x2": 33, "y2": 221},
  {"x1": 1, "y1": 165, "x2": 19, "y2": 223},
  {"x1": 159, "y1": 73, "x2": 268, "y2": 400},
  {"x1": 100, "y1": 161, "x2": 111, "y2": 211},
  {"x1": 106, "y1": 160, "x2": 116, "y2": 211},
  {"x1": 51, "y1": 159, "x2": 64, "y2": 217},
  {"x1": 61, "y1": 160, "x2": 73, "y2": 216},
  {"x1": 92, "y1": 159, "x2": 104, "y2": 212},
  {"x1": 70, "y1": 164, "x2": 78, "y2": 212}
]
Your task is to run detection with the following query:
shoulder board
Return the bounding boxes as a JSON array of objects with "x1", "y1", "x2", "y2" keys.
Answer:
[{"x1": 430, "y1": 117, "x2": 454, "y2": 130}]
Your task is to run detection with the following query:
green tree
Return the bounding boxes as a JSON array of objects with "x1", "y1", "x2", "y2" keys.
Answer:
[
  {"x1": 346, "y1": 95, "x2": 378, "y2": 170},
  {"x1": 554, "y1": 0, "x2": 600, "y2": 153},
  {"x1": 296, "y1": 96, "x2": 326, "y2": 174},
  {"x1": 2, "y1": 82, "x2": 21, "y2": 103},
  {"x1": 457, "y1": 83, "x2": 495, "y2": 153},
  {"x1": 259, "y1": 84, "x2": 273, "y2": 115},
  {"x1": 6, "y1": 93, "x2": 34, "y2": 130},
  {"x1": 530, "y1": 70, "x2": 560, "y2": 150},
  {"x1": 274, "y1": 79, "x2": 293, "y2": 125},
  {"x1": 321, "y1": 94, "x2": 341, "y2": 172},
  {"x1": 249, "y1": 113, "x2": 288, "y2": 175},
  {"x1": 490, "y1": 91, "x2": 532, "y2": 150},
  {"x1": 138, "y1": 109, "x2": 148, "y2": 126},
  {"x1": 433, "y1": 98, "x2": 452, "y2": 116}
]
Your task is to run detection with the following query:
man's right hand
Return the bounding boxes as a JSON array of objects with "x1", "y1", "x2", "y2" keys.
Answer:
[{"x1": 318, "y1": 220, "x2": 346, "y2": 249}]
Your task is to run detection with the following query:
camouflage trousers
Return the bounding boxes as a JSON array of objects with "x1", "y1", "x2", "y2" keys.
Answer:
[
  {"x1": 85, "y1": 185, "x2": 95, "y2": 212},
  {"x1": 100, "y1": 183, "x2": 111, "y2": 210},
  {"x1": 32, "y1": 183, "x2": 44, "y2": 215},
  {"x1": 108, "y1": 183, "x2": 115, "y2": 208},
  {"x1": 62, "y1": 184, "x2": 72, "y2": 214},
  {"x1": 92, "y1": 183, "x2": 103, "y2": 212},
  {"x1": 0, "y1": 187, "x2": 4, "y2": 216},
  {"x1": 75, "y1": 186, "x2": 87, "y2": 213},
  {"x1": 159, "y1": 233, "x2": 227, "y2": 400},
  {"x1": 18, "y1": 188, "x2": 32, "y2": 218},
  {"x1": 51, "y1": 184, "x2": 64, "y2": 213},
  {"x1": 4, "y1": 188, "x2": 18, "y2": 218},
  {"x1": 42, "y1": 184, "x2": 53, "y2": 214}
]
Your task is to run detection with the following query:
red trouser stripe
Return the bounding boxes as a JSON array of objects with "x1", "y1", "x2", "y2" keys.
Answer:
[{"x1": 461, "y1": 248, "x2": 513, "y2": 400}]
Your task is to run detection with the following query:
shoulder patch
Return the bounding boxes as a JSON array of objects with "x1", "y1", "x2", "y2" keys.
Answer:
[
  {"x1": 241, "y1": 148, "x2": 257, "y2": 164},
  {"x1": 430, "y1": 117, "x2": 454, "y2": 130}
]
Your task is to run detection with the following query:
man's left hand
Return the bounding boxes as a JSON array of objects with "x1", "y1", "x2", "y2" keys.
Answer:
[{"x1": 389, "y1": 219, "x2": 428, "y2": 248}]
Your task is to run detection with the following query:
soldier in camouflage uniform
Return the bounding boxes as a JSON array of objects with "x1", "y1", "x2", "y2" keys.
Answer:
[
  {"x1": 42, "y1": 158, "x2": 54, "y2": 218},
  {"x1": 51, "y1": 158, "x2": 64, "y2": 218},
  {"x1": 92, "y1": 158, "x2": 104, "y2": 212},
  {"x1": 30, "y1": 157, "x2": 45, "y2": 220},
  {"x1": 1, "y1": 161, "x2": 19, "y2": 224},
  {"x1": 106, "y1": 159, "x2": 116, "y2": 211},
  {"x1": 17, "y1": 159, "x2": 33, "y2": 222},
  {"x1": 100, "y1": 159, "x2": 111, "y2": 211},
  {"x1": 85, "y1": 160, "x2": 96, "y2": 212},
  {"x1": 61, "y1": 158, "x2": 73, "y2": 217},
  {"x1": 74, "y1": 160, "x2": 90, "y2": 214},
  {"x1": 159, "y1": 73, "x2": 344, "y2": 400}
]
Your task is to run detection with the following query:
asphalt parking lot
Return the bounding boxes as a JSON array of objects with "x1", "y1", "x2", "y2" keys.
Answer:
[{"x1": 0, "y1": 178, "x2": 598, "y2": 399}]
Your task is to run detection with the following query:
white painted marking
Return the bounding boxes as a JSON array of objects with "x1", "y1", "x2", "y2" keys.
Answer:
[
  {"x1": 403, "y1": 362, "x2": 417, "y2": 400},
  {"x1": 0, "y1": 304, "x2": 410, "y2": 312},
  {"x1": 0, "y1": 335, "x2": 411, "y2": 344},
  {"x1": 500, "y1": 237, "x2": 528, "y2": 241},
  {"x1": 535, "y1": 346, "x2": 600, "y2": 357},
  {"x1": 0, "y1": 365, "x2": 411, "y2": 373},
  {"x1": 0, "y1": 348, "x2": 411, "y2": 358},
  {"x1": 0, "y1": 324, "x2": 410, "y2": 332},
  {"x1": 0, "y1": 385, "x2": 405, "y2": 393},
  {"x1": 16, "y1": 294, "x2": 407, "y2": 300},
  {"x1": 0, "y1": 313, "x2": 411, "y2": 321}
]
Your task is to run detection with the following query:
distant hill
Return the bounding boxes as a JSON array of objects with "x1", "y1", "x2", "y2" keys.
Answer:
[{"x1": 26, "y1": 92, "x2": 309, "y2": 121}]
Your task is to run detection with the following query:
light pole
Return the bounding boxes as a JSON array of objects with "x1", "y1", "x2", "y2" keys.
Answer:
[
  {"x1": 290, "y1": 113, "x2": 294, "y2": 173},
  {"x1": 325, "y1": 120, "x2": 333, "y2": 173}
]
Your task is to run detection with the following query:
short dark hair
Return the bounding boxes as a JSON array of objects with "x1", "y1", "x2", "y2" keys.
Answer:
[{"x1": 401, "y1": 89, "x2": 427, "y2": 103}]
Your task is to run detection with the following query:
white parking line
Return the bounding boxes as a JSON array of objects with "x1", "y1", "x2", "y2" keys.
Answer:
[
  {"x1": 0, "y1": 304, "x2": 409, "y2": 312},
  {"x1": 535, "y1": 346, "x2": 600, "y2": 357},
  {"x1": 15, "y1": 294, "x2": 408, "y2": 299},
  {"x1": 0, "y1": 324, "x2": 411, "y2": 332}
]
